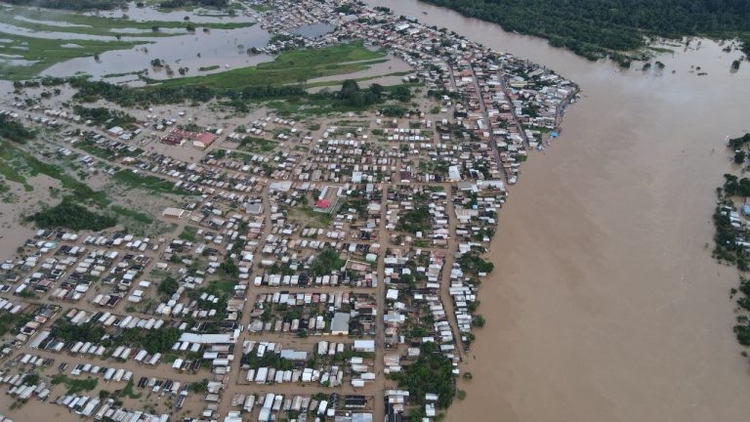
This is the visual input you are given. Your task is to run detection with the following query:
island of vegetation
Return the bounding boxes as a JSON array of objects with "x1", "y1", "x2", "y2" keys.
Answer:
[{"x1": 422, "y1": 0, "x2": 750, "y2": 65}]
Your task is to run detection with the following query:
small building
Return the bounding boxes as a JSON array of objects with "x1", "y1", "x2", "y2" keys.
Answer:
[
  {"x1": 353, "y1": 340, "x2": 375, "y2": 353},
  {"x1": 330, "y1": 312, "x2": 351, "y2": 336}
]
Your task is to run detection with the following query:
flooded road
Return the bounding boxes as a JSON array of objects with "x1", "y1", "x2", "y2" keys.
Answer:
[{"x1": 366, "y1": 0, "x2": 750, "y2": 421}]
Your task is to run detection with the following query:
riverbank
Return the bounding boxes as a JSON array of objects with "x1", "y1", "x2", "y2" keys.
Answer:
[{"x1": 364, "y1": 0, "x2": 750, "y2": 421}]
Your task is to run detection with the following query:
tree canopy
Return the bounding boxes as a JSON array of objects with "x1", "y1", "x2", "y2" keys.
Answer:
[
  {"x1": 422, "y1": 0, "x2": 750, "y2": 59},
  {"x1": 0, "y1": 115, "x2": 35, "y2": 144},
  {"x1": 27, "y1": 200, "x2": 117, "y2": 231}
]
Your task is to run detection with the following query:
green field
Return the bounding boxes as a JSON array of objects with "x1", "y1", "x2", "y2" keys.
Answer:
[
  {"x1": 111, "y1": 205, "x2": 154, "y2": 224},
  {"x1": 153, "y1": 42, "x2": 388, "y2": 89},
  {"x1": 113, "y1": 169, "x2": 190, "y2": 195}
]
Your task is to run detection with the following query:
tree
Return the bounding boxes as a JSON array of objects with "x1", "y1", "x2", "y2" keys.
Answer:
[
  {"x1": 309, "y1": 249, "x2": 345, "y2": 276},
  {"x1": 218, "y1": 258, "x2": 239, "y2": 277},
  {"x1": 735, "y1": 150, "x2": 746, "y2": 165},
  {"x1": 472, "y1": 315, "x2": 486, "y2": 328},
  {"x1": 23, "y1": 373, "x2": 40, "y2": 385},
  {"x1": 158, "y1": 276, "x2": 179, "y2": 296},
  {"x1": 27, "y1": 200, "x2": 116, "y2": 231}
]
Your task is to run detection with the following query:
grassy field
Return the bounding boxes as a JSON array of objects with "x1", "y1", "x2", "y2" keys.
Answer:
[
  {"x1": 178, "y1": 225, "x2": 199, "y2": 241},
  {"x1": 239, "y1": 136, "x2": 278, "y2": 153},
  {"x1": 154, "y1": 42, "x2": 387, "y2": 89},
  {"x1": 111, "y1": 205, "x2": 154, "y2": 224},
  {"x1": 113, "y1": 169, "x2": 190, "y2": 195}
]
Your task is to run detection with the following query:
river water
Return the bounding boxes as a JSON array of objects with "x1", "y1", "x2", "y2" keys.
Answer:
[{"x1": 365, "y1": 0, "x2": 750, "y2": 421}]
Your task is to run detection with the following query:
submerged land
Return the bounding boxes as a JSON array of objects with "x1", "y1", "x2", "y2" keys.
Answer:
[{"x1": 0, "y1": 0, "x2": 576, "y2": 421}]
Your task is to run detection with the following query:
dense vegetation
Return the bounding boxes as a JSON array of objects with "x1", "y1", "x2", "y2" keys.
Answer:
[
  {"x1": 309, "y1": 249, "x2": 346, "y2": 277},
  {"x1": 422, "y1": 0, "x2": 750, "y2": 61},
  {"x1": 53, "y1": 321, "x2": 182, "y2": 354},
  {"x1": 0, "y1": 115, "x2": 35, "y2": 144},
  {"x1": 392, "y1": 342, "x2": 456, "y2": 409},
  {"x1": 457, "y1": 250, "x2": 495, "y2": 275},
  {"x1": 73, "y1": 105, "x2": 135, "y2": 128},
  {"x1": 27, "y1": 200, "x2": 117, "y2": 231},
  {"x1": 70, "y1": 76, "x2": 307, "y2": 108}
]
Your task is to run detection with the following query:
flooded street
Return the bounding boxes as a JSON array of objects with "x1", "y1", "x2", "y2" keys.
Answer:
[{"x1": 367, "y1": 0, "x2": 750, "y2": 421}]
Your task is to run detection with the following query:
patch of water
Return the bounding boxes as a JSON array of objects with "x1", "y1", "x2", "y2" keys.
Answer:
[
  {"x1": 291, "y1": 22, "x2": 335, "y2": 39},
  {"x1": 14, "y1": 15, "x2": 91, "y2": 28}
]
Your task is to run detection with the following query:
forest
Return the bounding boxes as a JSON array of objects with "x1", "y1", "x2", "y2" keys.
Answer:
[{"x1": 422, "y1": 0, "x2": 750, "y2": 61}]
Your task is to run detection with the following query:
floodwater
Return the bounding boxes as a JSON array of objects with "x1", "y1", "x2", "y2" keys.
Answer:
[
  {"x1": 367, "y1": 0, "x2": 750, "y2": 421},
  {"x1": 86, "y1": 1, "x2": 256, "y2": 24},
  {"x1": 291, "y1": 22, "x2": 335, "y2": 39},
  {"x1": 41, "y1": 25, "x2": 273, "y2": 79},
  {"x1": 0, "y1": 2, "x2": 269, "y2": 78}
]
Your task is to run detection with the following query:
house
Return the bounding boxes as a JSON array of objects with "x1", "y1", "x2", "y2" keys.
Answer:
[{"x1": 330, "y1": 312, "x2": 351, "y2": 335}]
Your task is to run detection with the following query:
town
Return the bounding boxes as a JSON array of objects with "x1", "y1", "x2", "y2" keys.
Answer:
[{"x1": 0, "y1": 0, "x2": 576, "y2": 421}]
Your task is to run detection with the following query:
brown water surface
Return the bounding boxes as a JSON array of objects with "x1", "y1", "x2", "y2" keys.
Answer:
[{"x1": 366, "y1": 0, "x2": 750, "y2": 421}]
